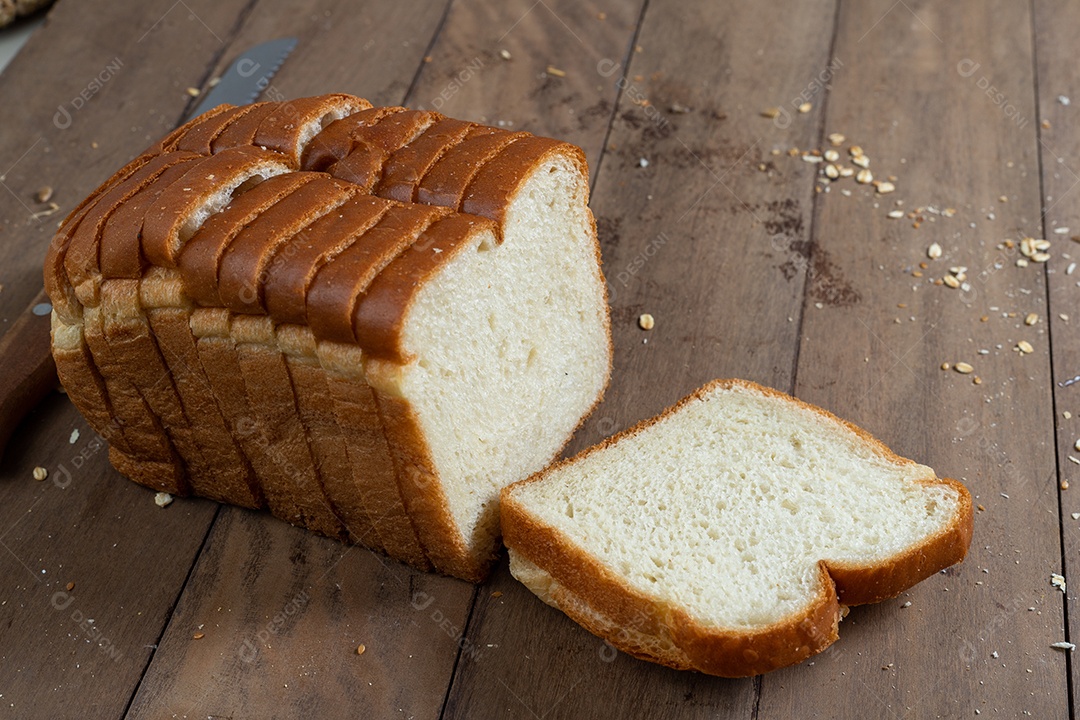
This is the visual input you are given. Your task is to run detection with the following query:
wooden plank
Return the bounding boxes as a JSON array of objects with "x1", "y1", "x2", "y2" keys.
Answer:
[
  {"x1": 757, "y1": 2, "x2": 1067, "y2": 718},
  {"x1": 124, "y1": 507, "x2": 474, "y2": 719},
  {"x1": 122, "y1": 2, "x2": 469, "y2": 717},
  {"x1": 0, "y1": 0, "x2": 260, "y2": 717},
  {"x1": 1032, "y1": 0, "x2": 1080, "y2": 709},
  {"x1": 401, "y1": 0, "x2": 643, "y2": 174},
  {"x1": 440, "y1": 0, "x2": 838, "y2": 716}
]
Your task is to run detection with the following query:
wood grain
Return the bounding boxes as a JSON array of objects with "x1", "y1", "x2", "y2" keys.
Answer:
[
  {"x1": 0, "y1": 0, "x2": 255, "y2": 717},
  {"x1": 758, "y1": 1, "x2": 1067, "y2": 718},
  {"x1": 440, "y1": 0, "x2": 838, "y2": 716},
  {"x1": 0, "y1": 0, "x2": 1074, "y2": 717},
  {"x1": 1033, "y1": 0, "x2": 1080, "y2": 710}
]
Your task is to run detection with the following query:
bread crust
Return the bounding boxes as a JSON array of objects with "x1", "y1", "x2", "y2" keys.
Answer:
[
  {"x1": 251, "y1": 94, "x2": 371, "y2": 165},
  {"x1": 305, "y1": 203, "x2": 449, "y2": 344},
  {"x1": 216, "y1": 176, "x2": 356, "y2": 314},
  {"x1": 179, "y1": 172, "x2": 319, "y2": 306},
  {"x1": 300, "y1": 106, "x2": 408, "y2": 171},
  {"x1": 262, "y1": 194, "x2": 392, "y2": 325},
  {"x1": 324, "y1": 110, "x2": 439, "y2": 192},
  {"x1": 374, "y1": 117, "x2": 474, "y2": 203},
  {"x1": 501, "y1": 379, "x2": 974, "y2": 676},
  {"x1": 352, "y1": 213, "x2": 497, "y2": 362},
  {"x1": 174, "y1": 104, "x2": 257, "y2": 156},
  {"x1": 416, "y1": 130, "x2": 527, "y2": 209}
]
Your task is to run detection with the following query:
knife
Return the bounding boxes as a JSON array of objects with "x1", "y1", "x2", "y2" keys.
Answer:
[{"x1": 0, "y1": 37, "x2": 297, "y2": 461}]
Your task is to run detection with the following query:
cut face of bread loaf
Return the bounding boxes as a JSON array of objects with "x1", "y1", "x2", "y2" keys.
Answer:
[
  {"x1": 45, "y1": 93, "x2": 611, "y2": 582},
  {"x1": 501, "y1": 380, "x2": 973, "y2": 676}
]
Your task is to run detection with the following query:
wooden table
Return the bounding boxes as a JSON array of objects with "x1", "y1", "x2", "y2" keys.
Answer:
[{"x1": 0, "y1": 0, "x2": 1075, "y2": 717}]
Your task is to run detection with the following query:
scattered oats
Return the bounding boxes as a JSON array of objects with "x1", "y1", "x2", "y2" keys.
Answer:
[
  {"x1": 888, "y1": 210, "x2": 904, "y2": 219},
  {"x1": 499, "y1": 49, "x2": 512, "y2": 61},
  {"x1": 1062, "y1": 480, "x2": 1070, "y2": 490},
  {"x1": 1074, "y1": 438, "x2": 1080, "y2": 451},
  {"x1": 65, "y1": 581, "x2": 75, "y2": 591},
  {"x1": 1052, "y1": 641, "x2": 1076, "y2": 651},
  {"x1": 69, "y1": 429, "x2": 80, "y2": 444},
  {"x1": 978, "y1": 504, "x2": 986, "y2": 512},
  {"x1": 828, "y1": 132, "x2": 845, "y2": 146},
  {"x1": 1068, "y1": 263, "x2": 1077, "y2": 275},
  {"x1": 31, "y1": 202, "x2": 61, "y2": 219},
  {"x1": 941, "y1": 362, "x2": 951, "y2": 371},
  {"x1": 1059, "y1": 95, "x2": 1071, "y2": 106},
  {"x1": 1016, "y1": 258, "x2": 1029, "y2": 268},
  {"x1": 856, "y1": 168, "x2": 873, "y2": 184},
  {"x1": 1052, "y1": 573, "x2": 1067, "y2": 592},
  {"x1": 839, "y1": 166, "x2": 854, "y2": 178},
  {"x1": 927, "y1": 243, "x2": 942, "y2": 259},
  {"x1": 1070, "y1": 456, "x2": 1080, "y2": 466},
  {"x1": 1066, "y1": 410, "x2": 1073, "y2": 418},
  {"x1": 798, "y1": 102, "x2": 812, "y2": 113},
  {"x1": 491, "y1": 590, "x2": 503, "y2": 598},
  {"x1": 1025, "y1": 313, "x2": 1039, "y2": 326},
  {"x1": 943, "y1": 274, "x2": 960, "y2": 288},
  {"x1": 1016, "y1": 340, "x2": 1034, "y2": 354},
  {"x1": 823, "y1": 149, "x2": 840, "y2": 162},
  {"x1": 1033, "y1": 252, "x2": 1051, "y2": 263},
  {"x1": 155, "y1": 492, "x2": 174, "y2": 507},
  {"x1": 356, "y1": 644, "x2": 367, "y2": 655},
  {"x1": 986, "y1": 212, "x2": 995, "y2": 220},
  {"x1": 32, "y1": 466, "x2": 47, "y2": 481},
  {"x1": 193, "y1": 632, "x2": 205, "y2": 640},
  {"x1": 901, "y1": 601, "x2": 912, "y2": 608},
  {"x1": 973, "y1": 376, "x2": 982, "y2": 385},
  {"x1": 638, "y1": 313, "x2": 655, "y2": 330},
  {"x1": 954, "y1": 362, "x2": 974, "y2": 374},
  {"x1": 824, "y1": 164, "x2": 839, "y2": 179},
  {"x1": 1055, "y1": 226, "x2": 1072, "y2": 234},
  {"x1": 185, "y1": 87, "x2": 200, "y2": 97},
  {"x1": 669, "y1": 102, "x2": 691, "y2": 114},
  {"x1": 840, "y1": 188, "x2": 851, "y2": 197},
  {"x1": 980, "y1": 315, "x2": 989, "y2": 322},
  {"x1": 876, "y1": 181, "x2": 895, "y2": 194},
  {"x1": 802, "y1": 154, "x2": 823, "y2": 164},
  {"x1": 851, "y1": 155, "x2": 870, "y2": 169},
  {"x1": 1043, "y1": 119, "x2": 1052, "y2": 129},
  {"x1": 848, "y1": 145, "x2": 863, "y2": 157},
  {"x1": 638, "y1": 157, "x2": 649, "y2": 168},
  {"x1": 1000, "y1": 493, "x2": 1009, "y2": 498},
  {"x1": 34, "y1": 186, "x2": 53, "y2": 203},
  {"x1": 991, "y1": 651, "x2": 999, "y2": 658},
  {"x1": 761, "y1": 107, "x2": 781, "y2": 119},
  {"x1": 999, "y1": 195, "x2": 1008, "y2": 203},
  {"x1": 942, "y1": 207, "x2": 957, "y2": 217},
  {"x1": 1073, "y1": 512, "x2": 1080, "y2": 520},
  {"x1": 546, "y1": 65, "x2": 566, "y2": 77}
]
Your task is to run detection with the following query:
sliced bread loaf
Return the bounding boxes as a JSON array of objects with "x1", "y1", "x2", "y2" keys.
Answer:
[
  {"x1": 501, "y1": 379, "x2": 973, "y2": 676},
  {"x1": 47, "y1": 93, "x2": 612, "y2": 581}
]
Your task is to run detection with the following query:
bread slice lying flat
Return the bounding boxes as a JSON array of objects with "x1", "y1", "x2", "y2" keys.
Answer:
[{"x1": 501, "y1": 379, "x2": 973, "y2": 676}]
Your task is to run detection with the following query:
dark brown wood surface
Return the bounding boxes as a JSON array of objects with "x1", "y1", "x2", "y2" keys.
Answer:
[{"x1": 0, "y1": 0, "x2": 1075, "y2": 718}]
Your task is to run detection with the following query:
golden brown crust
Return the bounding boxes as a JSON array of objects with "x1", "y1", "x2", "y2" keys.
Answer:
[
  {"x1": 210, "y1": 103, "x2": 280, "y2": 154},
  {"x1": 324, "y1": 110, "x2": 439, "y2": 192},
  {"x1": 373, "y1": 117, "x2": 475, "y2": 203},
  {"x1": 262, "y1": 194, "x2": 392, "y2": 325},
  {"x1": 305, "y1": 203, "x2": 449, "y2": 344},
  {"x1": 299, "y1": 106, "x2": 407, "y2": 171},
  {"x1": 141, "y1": 146, "x2": 291, "y2": 267},
  {"x1": 215, "y1": 176, "x2": 356, "y2": 314},
  {"x1": 250, "y1": 94, "x2": 371, "y2": 165},
  {"x1": 501, "y1": 378, "x2": 973, "y2": 676},
  {"x1": 352, "y1": 213, "x2": 497, "y2": 362},
  {"x1": 173, "y1": 104, "x2": 258, "y2": 156},
  {"x1": 416, "y1": 130, "x2": 527, "y2": 210},
  {"x1": 178, "y1": 172, "x2": 319, "y2": 307}
]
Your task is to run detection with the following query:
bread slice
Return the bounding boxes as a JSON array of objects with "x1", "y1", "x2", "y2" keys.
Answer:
[{"x1": 501, "y1": 379, "x2": 973, "y2": 676}]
